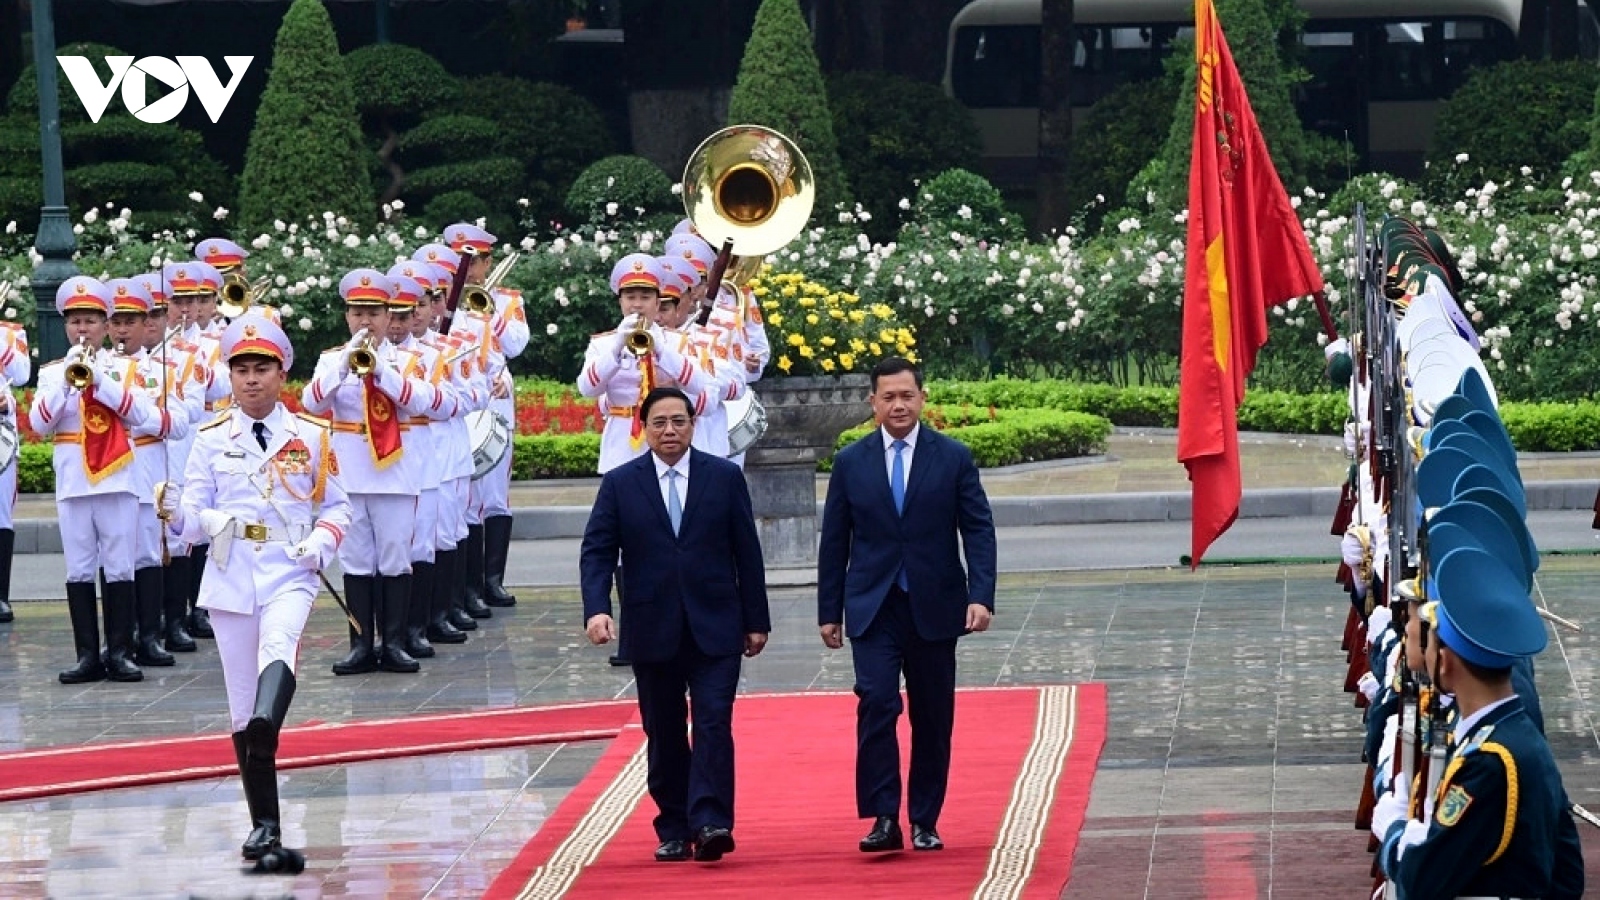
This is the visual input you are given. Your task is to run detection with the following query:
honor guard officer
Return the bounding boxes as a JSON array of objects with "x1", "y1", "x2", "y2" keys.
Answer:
[
  {"x1": 166, "y1": 261, "x2": 232, "y2": 640},
  {"x1": 302, "y1": 269, "x2": 441, "y2": 675},
  {"x1": 159, "y1": 314, "x2": 350, "y2": 872},
  {"x1": 412, "y1": 243, "x2": 495, "y2": 624},
  {"x1": 411, "y1": 251, "x2": 489, "y2": 638},
  {"x1": 443, "y1": 223, "x2": 528, "y2": 611},
  {"x1": 105, "y1": 278, "x2": 193, "y2": 668},
  {"x1": 0, "y1": 294, "x2": 29, "y2": 623},
  {"x1": 30, "y1": 277, "x2": 161, "y2": 683},
  {"x1": 386, "y1": 261, "x2": 461, "y2": 659},
  {"x1": 197, "y1": 237, "x2": 278, "y2": 325},
  {"x1": 1373, "y1": 544, "x2": 1586, "y2": 899}
]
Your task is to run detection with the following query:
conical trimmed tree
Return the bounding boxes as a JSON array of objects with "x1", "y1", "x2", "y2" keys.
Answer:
[
  {"x1": 237, "y1": 0, "x2": 373, "y2": 235},
  {"x1": 726, "y1": 0, "x2": 852, "y2": 214}
]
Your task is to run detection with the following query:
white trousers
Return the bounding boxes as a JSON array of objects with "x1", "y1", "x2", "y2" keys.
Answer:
[
  {"x1": 410, "y1": 488, "x2": 438, "y2": 564},
  {"x1": 0, "y1": 457, "x2": 15, "y2": 531},
  {"x1": 337, "y1": 493, "x2": 417, "y2": 577},
  {"x1": 135, "y1": 502, "x2": 163, "y2": 570},
  {"x1": 437, "y1": 477, "x2": 469, "y2": 548},
  {"x1": 59, "y1": 493, "x2": 138, "y2": 582},
  {"x1": 211, "y1": 590, "x2": 313, "y2": 732}
]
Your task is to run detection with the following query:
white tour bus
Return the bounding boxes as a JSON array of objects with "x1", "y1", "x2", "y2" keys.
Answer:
[{"x1": 942, "y1": 0, "x2": 1592, "y2": 181}]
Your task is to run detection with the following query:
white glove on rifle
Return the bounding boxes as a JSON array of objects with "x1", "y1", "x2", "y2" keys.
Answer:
[
  {"x1": 155, "y1": 481, "x2": 181, "y2": 524},
  {"x1": 1366, "y1": 605, "x2": 1393, "y2": 645},
  {"x1": 1357, "y1": 671, "x2": 1381, "y2": 703},
  {"x1": 1371, "y1": 781, "x2": 1410, "y2": 843}
]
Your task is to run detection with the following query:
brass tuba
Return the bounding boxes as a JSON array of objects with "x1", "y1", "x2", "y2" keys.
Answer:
[
  {"x1": 218, "y1": 270, "x2": 265, "y2": 320},
  {"x1": 460, "y1": 251, "x2": 521, "y2": 315},
  {"x1": 681, "y1": 124, "x2": 815, "y2": 283}
]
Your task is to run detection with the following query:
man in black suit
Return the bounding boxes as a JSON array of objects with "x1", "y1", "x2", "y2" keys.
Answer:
[
  {"x1": 580, "y1": 386, "x2": 771, "y2": 863},
  {"x1": 818, "y1": 356, "x2": 997, "y2": 853}
]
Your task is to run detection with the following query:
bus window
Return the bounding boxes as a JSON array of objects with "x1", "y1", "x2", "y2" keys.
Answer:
[{"x1": 951, "y1": 25, "x2": 1041, "y2": 107}]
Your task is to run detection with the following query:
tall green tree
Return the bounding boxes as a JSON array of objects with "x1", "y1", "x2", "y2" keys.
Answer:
[
  {"x1": 237, "y1": 0, "x2": 373, "y2": 235},
  {"x1": 726, "y1": 0, "x2": 852, "y2": 214}
]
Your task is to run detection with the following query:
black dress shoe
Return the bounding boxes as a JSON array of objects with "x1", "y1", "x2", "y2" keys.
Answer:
[
  {"x1": 911, "y1": 823, "x2": 944, "y2": 851},
  {"x1": 859, "y1": 816, "x2": 903, "y2": 852},
  {"x1": 241, "y1": 823, "x2": 281, "y2": 860},
  {"x1": 694, "y1": 825, "x2": 735, "y2": 861},
  {"x1": 654, "y1": 839, "x2": 693, "y2": 862}
]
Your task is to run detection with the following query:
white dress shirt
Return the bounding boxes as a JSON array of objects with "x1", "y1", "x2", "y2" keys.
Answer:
[
  {"x1": 652, "y1": 452, "x2": 691, "y2": 514},
  {"x1": 881, "y1": 423, "x2": 920, "y2": 486}
]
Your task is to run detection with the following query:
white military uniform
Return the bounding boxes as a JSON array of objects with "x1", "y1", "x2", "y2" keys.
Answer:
[
  {"x1": 423, "y1": 329, "x2": 485, "y2": 551},
  {"x1": 398, "y1": 332, "x2": 460, "y2": 564},
  {"x1": 126, "y1": 348, "x2": 194, "y2": 570},
  {"x1": 0, "y1": 324, "x2": 30, "y2": 531},
  {"x1": 301, "y1": 339, "x2": 439, "y2": 576},
  {"x1": 173, "y1": 405, "x2": 351, "y2": 729},
  {"x1": 577, "y1": 321, "x2": 716, "y2": 473}
]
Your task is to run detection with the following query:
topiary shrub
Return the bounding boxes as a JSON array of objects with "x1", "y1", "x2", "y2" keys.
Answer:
[
  {"x1": 563, "y1": 155, "x2": 675, "y2": 225},
  {"x1": 421, "y1": 189, "x2": 500, "y2": 235},
  {"x1": 6, "y1": 42, "x2": 127, "y2": 123},
  {"x1": 1064, "y1": 77, "x2": 1180, "y2": 230},
  {"x1": 459, "y1": 76, "x2": 614, "y2": 230},
  {"x1": 908, "y1": 168, "x2": 1023, "y2": 244},
  {"x1": 405, "y1": 157, "x2": 526, "y2": 215},
  {"x1": 345, "y1": 43, "x2": 458, "y2": 205},
  {"x1": 397, "y1": 115, "x2": 503, "y2": 168},
  {"x1": 727, "y1": 0, "x2": 852, "y2": 215},
  {"x1": 1425, "y1": 59, "x2": 1598, "y2": 197},
  {"x1": 237, "y1": 0, "x2": 374, "y2": 236},
  {"x1": 827, "y1": 71, "x2": 981, "y2": 238}
]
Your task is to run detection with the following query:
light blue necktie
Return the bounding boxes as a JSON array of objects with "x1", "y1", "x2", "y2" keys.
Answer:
[
  {"x1": 891, "y1": 440, "x2": 909, "y2": 591},
  {"x1": 666, "y1": 469, "x2": 683, "y2": 536}
]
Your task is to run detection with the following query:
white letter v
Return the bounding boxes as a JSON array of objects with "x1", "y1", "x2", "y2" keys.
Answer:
[{"x1": 57, "y1": 56, "x2": 133, "y2": 123}]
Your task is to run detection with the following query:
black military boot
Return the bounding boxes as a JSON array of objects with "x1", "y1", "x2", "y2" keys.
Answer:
[
  {"x1": 482, "y1": 515, "x2": 517, "y2": 607},
  {"x1": 331, "y1": 575, "x2": 379, "y2": 676},
  {"x1": 242, "y1": 661, "x2": 295, "y2": 860},
  {"x1": 444, "y1": 545, "x2": 479, "y2": 632},
  {"x1": 405, "y1": 562, "x2": 436, "y2": 658},
  {"x1": 460, "y1": 526, "x2": 491, "y2": 619},
  {"x1": 133, "y1": 566, "x2": 173, "y2": 667},
  {"x1": 101, "y1": 580, "x2": 143, "y2": 682},
  {"x1": 0, "y1": 528, "x2": 14, "y2": 624},
  {"x1": 187, "y1": 543, "x2": 213, "y2": 638},
  {"x1": 162, "y1": 556, "x2": 196, "y2": 652},
  {"x1": 425, "y1": 549, "x2": 468, "y2": 644},
  {"x1": 58, "y1": 582, "x2": 107, "y2": 684},
  {"x1": 377, "y1": 574, "x2": 420, "y2": 673}
]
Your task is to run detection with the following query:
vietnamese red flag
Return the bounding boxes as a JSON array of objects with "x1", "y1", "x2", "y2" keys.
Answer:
[
  {"x1": 1179, "y1": 0, "x2": 1324, "y2": 567},
  {"x1": 362, "y1": 376, "x2": 404, "y2": 469}
]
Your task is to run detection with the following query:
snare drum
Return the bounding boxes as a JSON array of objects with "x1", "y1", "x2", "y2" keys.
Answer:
[
  {"x1": 466, "y1": 409, "x2": 512, "y2": 480},
  {"x1": 725, "y1": 392, "x2": 768, "y2": 457}
]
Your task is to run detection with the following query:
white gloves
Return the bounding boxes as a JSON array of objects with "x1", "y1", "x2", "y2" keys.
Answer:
[
  {"x1": 291, "y1": 528, "x2": 337, "y2": 572},
  {"x1": 90, "y1": 365, "x2": 126, "y2": 410},
  {"x1": 1367, "y1": 605, "x2": 1393, "y2": 644},
  {"x1": 1343, "y1": 421, "x2": 1365, "y2": 459},
  {"x1": 197, "y1": 509, "x2": 235, "y2": 570},
  {"x1": 612, "y1": 314, "x2": 640, "y2": 357},
  {"x1": 1371, "y1": 780, "x2": 1410, "y2": 842},
  {"x1": 1357, "y1": 671, "x2": 1381, "y2": 703},
  {"x1": 155, "y1": 481, "x2": 181, "y2": 522},
  {"x1": 1325, "y1": 337, "x2": 1350, "y2": 361}
]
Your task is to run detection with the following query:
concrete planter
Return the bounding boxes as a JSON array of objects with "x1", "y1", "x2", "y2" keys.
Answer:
[{"x1": 744, "y1": 373, "x2": 871, "y2": 567}]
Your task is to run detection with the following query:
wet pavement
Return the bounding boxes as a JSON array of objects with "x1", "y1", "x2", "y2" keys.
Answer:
[{"x1": 0, "y1": 431, "x2": 1596, "y2": 897}]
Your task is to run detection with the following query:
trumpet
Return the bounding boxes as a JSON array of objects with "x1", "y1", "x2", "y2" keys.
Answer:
[
  {"x1": 218, "y1": 270, "x2": 266, "y2": 320},
  {"x1": 460, "y1": 251, "x2": 520, "y2": 315},
  {"x1": 65, "y1": 336, "x2": 95, "y2": 390},
  {"x1": 349, "y1": 336, "x2": 377, "y2": 377},
  {"x1": 623, "y1": 314, "x2": 653, "y2": 357}
]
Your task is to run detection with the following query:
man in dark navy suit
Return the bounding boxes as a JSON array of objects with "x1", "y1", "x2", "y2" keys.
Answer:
[
  {"x1": 817, "y1": 356, "x2": 997, "y2": 853},
  {"x1": 580, "y1": 386, "x2": 771, "y2": 863}
]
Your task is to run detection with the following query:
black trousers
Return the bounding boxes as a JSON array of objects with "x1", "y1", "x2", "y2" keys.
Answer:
[{"x1": 633, "y1": 640, "x2": 742, "y2": 842}]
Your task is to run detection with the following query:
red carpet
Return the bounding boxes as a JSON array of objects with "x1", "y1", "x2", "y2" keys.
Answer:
[
  {"x1": 487, "y1": 685, "x2": 1108, "y2": 900},
  {"x1": 0, "y1": 699, "x2": 635, "y2": 802}
]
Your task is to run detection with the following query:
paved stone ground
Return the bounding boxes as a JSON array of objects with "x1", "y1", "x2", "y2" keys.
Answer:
[{"x1": 0, "y1": 556, "x2": 1597, "y2": 897}]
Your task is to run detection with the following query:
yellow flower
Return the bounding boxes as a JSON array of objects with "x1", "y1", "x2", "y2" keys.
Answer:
[
  {"x1": 781, "y1": 285, "x2": 797, "y2": 297},
  {"x1": 820, "y1": 336, "x2": 835, "y2": 347},
  {"x1": 829, "y1": 309, "x2": 845, "y2": 320},
  {"x1": 848, "y1": 310, "x2": 865, "y2": 323},
  {"x1": 820, "y1": 359, "x2": 836, "y2": 372},
  {"x1": 869, "y1": 342, "x2": 881, "y2": 355},
  {"x1": 850, "y1": 338, "x2": 866, "y2": 352},
  {"x1": 879, "y1": 329, "x2": 896, "y2": 343},
  {"x1": 895, "y1": 342, "x2": 909, "y2": 355},
  {"x1": 787, "y1": 333, "x2": 806, "y2": 347},
  {"x1": 806, "y1": 314, "x2": 820, "y2": 325},
  {"x1": 768, "y1": 313, "x2": 783, "y2": 327},
  {"x1": 839, "y1": 353, "x2": 855, "y2": 369},
  {"x1": 762, "y1": 300, "x2": 779, "y2": 311},
  {"x1": 754, "y1": 286, "x2": 769, "y2": 297},
  {"x1": 777, "y1": 355, "x2": 793, "y2": 373},
  {"x1": 896, "y1": 328, "x2": 914, "y2": 344},
  {"x1": 798, "y1": 297, "x2": 816, "y2": 308},
  {"x1": 799, "y1": 345, "x2": 815, "y2": 359},
  {"x1": 872, "y1": 304, "x2": 894, "y2": 318}
]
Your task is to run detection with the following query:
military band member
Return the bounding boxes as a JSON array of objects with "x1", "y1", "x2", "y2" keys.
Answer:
[
  {"x1": 166, "y1": 260, "x2": 231, "y2": 640},
  {"x1": 656, "y1": 255, "x2": 748, "y2": 461},
  {"x1": 1372, "y1": 546, "x2": 1585, "y2": 899},
  {"x1": 301, "y1": 269, "x2": 441, "y2": 675},
  {"x1": 386, "y1": 262, "x2": 462, "y2": 659},
  {"x1": 0, "y1": 309, "x2": 29, "y2": 624},
  {"x1": 158, "y1": 314, "x2": 350, "y2": 870},
  {"x1": 444, "y1": 223, "x2": 528, "y2": 611},
  {"x1": 105, "y1": 278, "x2": 193, "y2": 667},
  {"x1": 411, "y1": 243, "x2": 494, "y2": 625},
  {"x1": 30, "y1": 277, "x2": 161, "y2": 683},
  {"x1": 197, "y1": 237, "x2": 280, "y2": 326}
]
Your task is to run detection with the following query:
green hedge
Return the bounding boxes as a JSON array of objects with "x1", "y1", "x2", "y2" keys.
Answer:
[
  {"x1": 824, "y1": 406, "x2": 1110, "y2": 471},
  {"x1": 924, "y1": 379, "x2": 1349, "y2": 434},
  {"x1": 1497, "y1": 402, "x2": 1600, "y2": 452}
]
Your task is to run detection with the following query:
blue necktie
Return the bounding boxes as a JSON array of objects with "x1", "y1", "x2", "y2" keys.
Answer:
[
  {"x1": 891, "y1": 440, "x2": 909, "y2": 591},
  {"x1": 666, "y1": 469, "x2": 683, "y2": 536}
]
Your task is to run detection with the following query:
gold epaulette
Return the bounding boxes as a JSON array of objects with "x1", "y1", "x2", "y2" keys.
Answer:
[
  {"x1": 295, "y1": 411, "x2": 331, "y2": 429},
  {"x1": 198, "y1": 410, "x2": 231, "y2": 431}
]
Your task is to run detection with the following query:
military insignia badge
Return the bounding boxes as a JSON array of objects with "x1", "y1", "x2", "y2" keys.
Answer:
[{"x1": 1437, "y1": 785, "x2": 1473, "y2": 827}]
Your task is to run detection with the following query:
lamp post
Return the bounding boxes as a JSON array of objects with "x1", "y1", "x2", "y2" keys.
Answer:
[{"x1": 29, "y1": 0, "x2": 77, "y2": 372}]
